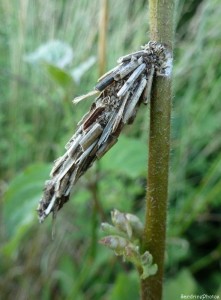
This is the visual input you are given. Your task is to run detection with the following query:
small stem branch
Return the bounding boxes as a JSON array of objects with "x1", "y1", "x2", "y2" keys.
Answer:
[
  {"x1": 141, "y1": 1, "x2": 174, "y2": 300},
  {"x1": 90, "y1": 180, "x2": 101, "y2": 259}
]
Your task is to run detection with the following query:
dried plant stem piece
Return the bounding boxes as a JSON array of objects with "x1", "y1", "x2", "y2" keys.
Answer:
[
  {"x1": 56, "y1": 173, "x2": 70, "y2": 197},
  {"x1": 73, "y1": 90, "x2": 99, "y2": 104},
  {"x1": 98, "y1": 65, "x2": 119, "y2": 81},
  {"x1": 56, "y1": 157, "x2": 75, "y2": 183},
  {"x1": 112, "y1": 92, "x2": 130, "y2": 133},
  {"x1": 50, "y1": 155, "x2": 67, "y2": 177},
  {"x1": 98, "y1": 112, "x2": 118, "y2": 146},
  {"x1": 44, "y1": 195, "x2": 56, "y2": 217},
  {"x1": 117, "y1": 63, "x2": 146, "y2": 98},
  {"x1": 123, "y1": 77, "x2": 147, "y2": 124},
  {"x1": 65, "y1": 126, "x2": 83, "y2": 150},
  {"x1": 117, "y1": 50, "x2": 148, "y2": 63},
  {"x1": 76, "y1": 140, "x2": 98, "y2": 165},
  {"x1": 77, "y1": 111, "x2": 91, "y2": 127},
  {"x1": 64, "y1": 168, "x2": 78, "y2": 196},
  {"x1": 80, "y1": 123, "x2": 103, "y2": 150},
  {"x1": 67, "y1": 134, "x2": 82, "y2": 157},
  {"x1": 114, "y1": 57, "x2": 143, "y2": 81},
  {"x1": 83, "y1": 106, "x2": 105, "y2": 130},
  {"x1": 95, "y1": 74, "x2": 115, "y2": 91},
  {"x1": 142, "y1": 66, "x2": 155, "y2": 105}
]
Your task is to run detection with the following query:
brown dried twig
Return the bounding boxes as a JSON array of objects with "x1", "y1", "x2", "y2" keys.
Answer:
[{"x1": 37, "y1": 41, "x2": 172, "y2": 223}]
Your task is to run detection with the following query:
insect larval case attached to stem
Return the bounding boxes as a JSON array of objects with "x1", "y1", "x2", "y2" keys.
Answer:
[{"x1": 37, "y1": 41, "x2": 172, "y2": 223}]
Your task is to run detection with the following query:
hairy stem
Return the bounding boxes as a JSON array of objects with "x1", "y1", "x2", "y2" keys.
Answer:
[{"x1": 141, "y1": 1, "x2": 174, "y2": 299}]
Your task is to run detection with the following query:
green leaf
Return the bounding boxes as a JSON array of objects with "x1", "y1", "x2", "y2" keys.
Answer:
[
  {"x1": 164, "y1": 269, "x2": 198, "y2": 300},
  {"x1": 43, "y1": 62, "x2": 74, "y2": 89},
  {"x1": 108, "y1": 271, "x2": 139, "y2": 300},
  {"x1": 166, "y1": 238, "x2": 190, "y2": 267},
  {"x1": 100, "y1": 135, "x2": 147, "y2": 178},
  {"x1": 2, "y1": 163, "x2": 51, "y2": 254}
]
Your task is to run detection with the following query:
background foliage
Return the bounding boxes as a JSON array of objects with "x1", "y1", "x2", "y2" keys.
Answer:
[{"x1": 0, "y1": 0, "x2": 221, "y2": 299}]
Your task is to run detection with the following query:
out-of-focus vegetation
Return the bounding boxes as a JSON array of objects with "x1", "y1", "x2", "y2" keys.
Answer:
[{"x1": 0, "y1": 0, "x2": 221, "y2": 299}]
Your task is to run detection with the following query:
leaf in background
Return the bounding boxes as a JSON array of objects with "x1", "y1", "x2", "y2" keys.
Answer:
[
  {"x1": 166, "y1": 238, "x2": 190, "y2": 267},
  {"x1": 2, "y1": 163, "x2": 51, "y2": 255},
  {"x1": 55, "y1": 255, "x2": 77, "y2": 296},
  {"x1": 43, "y1": 62, "x2": 74, "y2": 89},
  {"x1": 100, "y1": 135, "x2": 147, "y2": 178},
  {"x1": 71, "y1": 56, "x2": 96, "y2": 84},
  {"x1": 164, "y1": 269, "x2": 197, "y2": 300},
  {"x1": 107, "y1": 271, "x2": 139, "y2": 300},
  {"x1": 217, "y1": 285, "x2": 221, "y2": 297},
  {"x1": 24, "y1": 40, "x2": 74, "y2": 68}
]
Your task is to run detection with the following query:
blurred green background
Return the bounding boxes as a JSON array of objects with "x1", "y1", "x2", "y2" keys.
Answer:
[{"x1": 0, "y1": 0, "x2": 221, "y2": 299}]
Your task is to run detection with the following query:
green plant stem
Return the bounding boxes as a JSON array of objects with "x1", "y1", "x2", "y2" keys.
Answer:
[{"x1": 141, "y1": 1, "x2": 174, "y2": 300}]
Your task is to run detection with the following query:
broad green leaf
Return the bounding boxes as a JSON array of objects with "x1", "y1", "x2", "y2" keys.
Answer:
[{"x1": 2, "y1": 163, "x2": 51, "y2": 252}]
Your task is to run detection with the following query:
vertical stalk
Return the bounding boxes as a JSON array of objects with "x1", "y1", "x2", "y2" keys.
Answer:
[
  {"x1": 141, "y1": 1, "x2": 174, "y2": 300},
  {"x1": 98, "y1": 0, "x2": 108, "y2": 75},
  {"x1": 90, "y1": 0, "x2": 109, "y2": 259}
]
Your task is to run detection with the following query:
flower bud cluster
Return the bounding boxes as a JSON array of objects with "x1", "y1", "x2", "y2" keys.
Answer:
[{"x1": 99, "y1": 209, "x2": 157, "y2": 279}]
